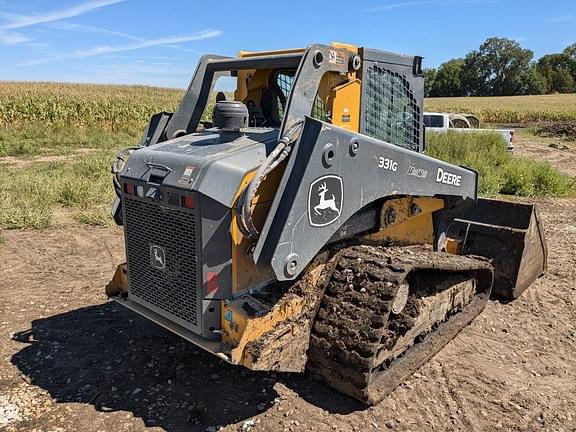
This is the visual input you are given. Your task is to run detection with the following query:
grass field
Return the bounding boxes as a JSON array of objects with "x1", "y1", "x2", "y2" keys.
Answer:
[
  {"x1": 0, "y1": 151, "x2": 116, "y2": 229},
  {"x1": 0, "y1": 83, "x2": 161, "y2": 228},
  {"x1": 425, "y1": 93, "x2": 576, "y2": 123},
  {"x1": 0, "y1": 82, "x2": 574, "y2": 230},
  {"x1": 427, "y1": 131, "x2": 575, "y2": 197}
]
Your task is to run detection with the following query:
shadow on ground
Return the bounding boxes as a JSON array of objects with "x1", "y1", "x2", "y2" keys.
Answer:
[{"x1": 10, "y1": 302, "x2": 361, "y2": 432}]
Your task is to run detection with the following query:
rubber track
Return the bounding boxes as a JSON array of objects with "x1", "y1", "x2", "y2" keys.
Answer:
[{"x1": 306, "y1": 245, "x2": 493, "y2": 405}]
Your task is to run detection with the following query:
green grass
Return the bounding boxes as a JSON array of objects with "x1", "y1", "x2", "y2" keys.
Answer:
[
  {"x1": 0, "y1": 205, "x2": 53, "y2": 230},
  {"x1": 0, "y1": 150, "x2": 117, "y2": 229},
  {"x1": 0, "y1": 120, "x2": 137, "y2": 229},
  {"x1": 0, "y1": 123, "x2": 141, "y2": 157},
  {"x1": 74, "y1": 206, "x2": 117, "y2": 226},
  {"x1": 426, "y1": 131, "x2": 576, "y2": 197}
]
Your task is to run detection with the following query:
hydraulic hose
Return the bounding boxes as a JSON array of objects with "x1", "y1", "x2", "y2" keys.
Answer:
[
  {"x1": 237, "y1": 120, "x2": 304, "y2": 238},
  {"x1": 111, "y1": 147, "x2": 139, "y2": 198}
]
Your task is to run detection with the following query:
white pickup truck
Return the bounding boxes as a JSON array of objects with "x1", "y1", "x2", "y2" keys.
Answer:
[{"x1": 424, "y1": 112, "x2": 515, "y2": 152}]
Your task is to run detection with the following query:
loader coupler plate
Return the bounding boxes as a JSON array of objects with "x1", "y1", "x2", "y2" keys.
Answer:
[{"x1": 445, "y1": 198, "x2": 547, "y2": 300}]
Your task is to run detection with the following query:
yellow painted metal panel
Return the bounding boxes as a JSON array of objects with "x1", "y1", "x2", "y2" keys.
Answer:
[
  {"x1": 367, "y1": 197, "x2": 444, "y2": 245},
  {"x1": 330, "y1": 79, "x2": 361, "y2": 132}
]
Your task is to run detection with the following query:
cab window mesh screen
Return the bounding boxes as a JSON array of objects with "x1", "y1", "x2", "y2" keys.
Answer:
[
  {"x1": 363, "y1": 65, "x2": 420, "y2": 151},
  {"x1": 277, "y1": 72, "x2": 294, "y2": 99},
  {"x1": 276, "y1": 72, "x2": 294, "y2": 119},
  {"x1": 275, "y1": 71, "x2": 327, "y2": 122},
  {"x1": 311, "y1": 95, "x2": 326, "y2": 121}
]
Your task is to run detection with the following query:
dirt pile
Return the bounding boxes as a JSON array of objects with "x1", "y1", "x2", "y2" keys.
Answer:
[{"x1": 536, "y1": 122, "x2": 576, "y2": 141}]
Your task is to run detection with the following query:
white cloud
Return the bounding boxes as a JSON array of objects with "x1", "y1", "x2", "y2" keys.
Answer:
[
  {"x1": 101, "y1": 54, "x2": 182, "y2": 61},
  {"x1": 0, "y1": 0, "x2": 123, "y2": 31},
  {"x1": 366, "y1": 0, "x2": 494, "y2": 12},
  {"x1": 46, "y1": 21, "x2": 202, "y2": 54},
  {"x1": 24, "y1": 42, "x2": 51, "y2": 48},
  {"x1": 23, "y1": 30, "x2": 222, "y2": 65},
  {"x1": 73, "y1": 30, "x2": 221, "y2": 57},
  {"x1": 47, "y1": 21, "x2": 142, "y2": 41},
  {"x1": 0, "y1": 31, "x2": 30, "y2": 45}
]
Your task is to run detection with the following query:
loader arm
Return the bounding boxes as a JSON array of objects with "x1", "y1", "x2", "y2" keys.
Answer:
[{"x1": 253, "y1": 116, "x2": 478, "y2": 280}]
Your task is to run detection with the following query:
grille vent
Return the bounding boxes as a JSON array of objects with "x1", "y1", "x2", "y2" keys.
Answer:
[{"x1": 124, "y1": 196, "x2": 200, "y2": 330}]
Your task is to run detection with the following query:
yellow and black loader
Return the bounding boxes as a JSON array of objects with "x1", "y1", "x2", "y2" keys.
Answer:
[{"x1": 106, "y1": 43, "x2": 547, "y2": 404}]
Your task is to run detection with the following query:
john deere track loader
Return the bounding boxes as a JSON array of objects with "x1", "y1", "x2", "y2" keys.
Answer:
[{"x1": 106, "y1": 43, "x2": 547, "y2": 404}]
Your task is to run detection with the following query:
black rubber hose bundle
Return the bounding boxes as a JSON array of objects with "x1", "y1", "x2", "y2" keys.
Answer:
[{"x1": 237, "y1": 120, "x2": 304, "y2": 238}]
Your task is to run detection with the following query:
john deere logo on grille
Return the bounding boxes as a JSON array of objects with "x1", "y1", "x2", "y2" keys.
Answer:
[
  {"x1": 308, "y1": 175, "x2": 343, "y2": 227},
  {"x1": 150, "y1": 245, "x2": 166, "y2": 270}
]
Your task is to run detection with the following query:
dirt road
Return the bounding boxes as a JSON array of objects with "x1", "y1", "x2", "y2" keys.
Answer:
[{"x1": 1, "y1": 136, "x2": 576, "y2": 431}]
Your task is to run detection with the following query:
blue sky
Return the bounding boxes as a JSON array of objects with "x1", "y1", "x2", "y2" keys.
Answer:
[{"x1": 0, "y1": 0, "x2": 574, "y2": 88}]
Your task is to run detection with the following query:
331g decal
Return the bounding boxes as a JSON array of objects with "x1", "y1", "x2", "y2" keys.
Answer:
[{"x1": 378, "y1": 156, "x2": 398, "y2": 172}]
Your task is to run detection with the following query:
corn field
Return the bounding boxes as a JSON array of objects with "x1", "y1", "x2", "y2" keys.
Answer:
[
  {"x1": 0, "y1": 81, "x2": 184, "y2": 130},
  {"x1": 425, "y1": 94, "x2": 576, "y2": 123},
  {"x1": 2, "y1": 82, "x2": 575, "y2": 129}
]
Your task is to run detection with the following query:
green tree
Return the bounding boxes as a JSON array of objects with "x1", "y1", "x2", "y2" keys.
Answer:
[
  {"x1": 536, "y1": 53, "x2": 576, "y2": 93},
  {"x1": 429, "y1": 59, "x2": 465, "y2": 97},
  {"x1": 423, "y1": 68, "x2": 437, "y2": 97},
  {"x1": 461, "y1": 37, "x2": 535, "y2": 96},
  {"x1": 525, "y1": 66, "x2": 548, "y2": 95},
  {"x1": 564, "y1": 43, "x2": 576, "y2": 59}
]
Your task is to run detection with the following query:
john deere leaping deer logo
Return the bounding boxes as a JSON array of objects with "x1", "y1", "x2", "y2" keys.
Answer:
[
  {"x1": 308, "y1": 175, "x2": 343, "y2": 227},
  {"x1": 150, "y1": 245, "x2": 166, "y2": 270},
  {"x1": 314, "y1": 183, "x2": 340, "y2": 215}
]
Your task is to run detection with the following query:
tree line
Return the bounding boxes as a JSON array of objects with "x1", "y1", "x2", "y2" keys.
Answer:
[{"x1": 424, "y1": 37, "x2": 576, "y2": 97}]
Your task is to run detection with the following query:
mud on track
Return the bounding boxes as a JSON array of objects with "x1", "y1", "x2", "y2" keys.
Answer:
[{"x1": 0, "y1": 198, "x2": 575, "y2": 432}]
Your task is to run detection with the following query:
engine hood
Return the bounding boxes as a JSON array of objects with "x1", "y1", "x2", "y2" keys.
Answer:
[{"x1": 121, "y1": 128, "x2": 278, "y2": 207}]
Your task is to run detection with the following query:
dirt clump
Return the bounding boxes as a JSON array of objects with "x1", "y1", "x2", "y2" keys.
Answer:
[{"x1": 535, "y1": 122, "x2": 576, "y2": 141}]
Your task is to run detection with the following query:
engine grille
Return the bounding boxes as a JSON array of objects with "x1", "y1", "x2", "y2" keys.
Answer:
[
  {"x1": 123, "y1": 195, "x2": 201, "y2": 331},
  {"x1": 363, "y1": 64, "x2": 421, "y2": 152}
]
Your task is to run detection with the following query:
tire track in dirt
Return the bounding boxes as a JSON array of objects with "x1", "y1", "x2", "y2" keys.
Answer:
[{"x1": 439, "y1": 364, "x2": 477, "y2": 431}]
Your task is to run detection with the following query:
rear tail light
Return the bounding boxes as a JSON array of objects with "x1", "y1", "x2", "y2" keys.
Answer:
[
  {"x1": 206, "y1": 272, "x2": 218, "y2": 294},
  {"x1": 182, "y1": 195, "x2": 195, "y2": 209},
  {"x1": 124, "y1": 183, "x2": 134, "y2": 195}
]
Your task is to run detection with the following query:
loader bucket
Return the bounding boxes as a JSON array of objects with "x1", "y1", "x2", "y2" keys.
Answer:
[{"x1": 444, "y1": 198, "x2": 547, "y2": 300}]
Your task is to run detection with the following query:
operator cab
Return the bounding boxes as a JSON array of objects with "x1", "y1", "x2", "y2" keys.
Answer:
[
  {"x1": 161, "y1": 45, "x2": 363, "y2": 145},
  {"x1": 204, "y1": 67, "x2": 302, "y2": 130}
]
